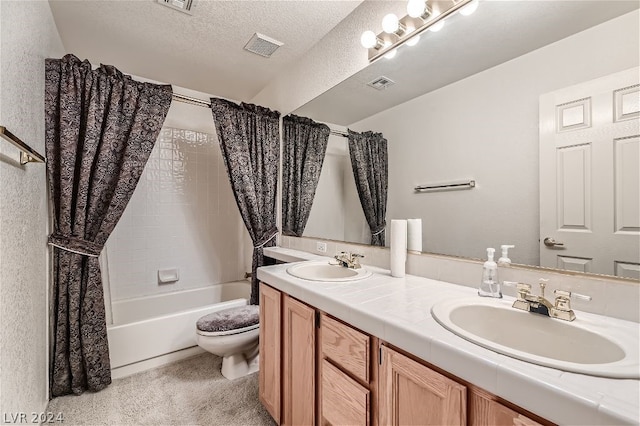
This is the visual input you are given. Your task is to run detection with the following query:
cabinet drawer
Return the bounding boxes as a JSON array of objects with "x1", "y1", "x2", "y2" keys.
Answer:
[
  {"x1": 320, "y1": 313, "x2": 370, "y2": 383},
  {"x1": 321, "y1": 360, "x2": 370, "y2": 426}
]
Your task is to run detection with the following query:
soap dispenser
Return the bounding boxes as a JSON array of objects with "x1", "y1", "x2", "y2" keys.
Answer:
[
  {"x1": 498, "y1": 245, "x2": 515, "y2": 266},
  {"x1": 478, "y1": 248, "x2": 502, "y2": 298}
]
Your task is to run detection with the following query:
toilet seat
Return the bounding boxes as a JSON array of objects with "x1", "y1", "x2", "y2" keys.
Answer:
[
  {"x1": 196, "y1": 323, "x2": 259, "y2": 337},
  {"x1": 196, "y1": 305, "x2": 259, "y2": 336}
]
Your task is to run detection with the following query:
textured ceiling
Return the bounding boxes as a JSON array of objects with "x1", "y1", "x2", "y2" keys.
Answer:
[
  {"x1": 49, "y1": 0, "x2": 363, "y2": 101},
  {"x1": 294, "y1": 1, "x2": 640, "y2": 125}
]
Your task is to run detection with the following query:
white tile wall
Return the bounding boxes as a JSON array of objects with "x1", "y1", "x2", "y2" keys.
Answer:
[{"x1": 106, "y1": 128, "x2": 247, "y2": 301}]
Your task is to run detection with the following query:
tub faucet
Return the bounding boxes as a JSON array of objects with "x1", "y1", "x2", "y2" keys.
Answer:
[
  {"x1": 504, "y1": 279, "x2": 591, "y2": 321},
  {"x1": 334, "y1": 251, "x2": 364, "y2": 269}
]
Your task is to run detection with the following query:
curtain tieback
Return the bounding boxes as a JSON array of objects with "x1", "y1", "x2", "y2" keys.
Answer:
[
  {"x1": 253, "y1": 229, "x2": 279, "y2": 249},
  {"x1": 371, "y1": 224, "x2": 386, "y2": 236},
  {"x1": 48, "y1": 233, "x2": 102, "y2": 257}
]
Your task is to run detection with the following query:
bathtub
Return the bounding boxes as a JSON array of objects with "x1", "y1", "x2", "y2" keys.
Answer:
[{"x1": 107, "y1": 281, "x2": 251, "y2": 374}]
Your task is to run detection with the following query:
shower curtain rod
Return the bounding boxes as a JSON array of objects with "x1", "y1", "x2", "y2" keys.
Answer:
[{"x1": 171, "y1": 93, "x2": 349, "y2": 138}]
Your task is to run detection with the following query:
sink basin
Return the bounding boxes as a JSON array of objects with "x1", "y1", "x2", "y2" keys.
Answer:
[
  {"x1": 286, "y1": 261, "x2": 372, "y2": 282},
  {"x1": 431, "y1": 298, "x2": 640, "y2": 378}
]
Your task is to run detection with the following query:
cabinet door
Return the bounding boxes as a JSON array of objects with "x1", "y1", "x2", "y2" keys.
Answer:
[
  {"x1": 283, "y1": 295, "x2": 316, "y2": 426},
  {"x1": 259, "y1": 284, "x2": 281, "y2": 424},
  {"x1": 470, "y1": 389, "x2": 543, "y2": 426},
  {"x1": 379, "y1": 346, "x2": 466, "y2": 426},
  {"x1": 321, "y1": 359, "x2": 370, "y2": 426}
]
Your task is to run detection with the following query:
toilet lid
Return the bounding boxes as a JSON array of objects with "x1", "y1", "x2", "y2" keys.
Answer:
[{"x1": 196, "y1": 305, "x2": 259, "y2": 335}]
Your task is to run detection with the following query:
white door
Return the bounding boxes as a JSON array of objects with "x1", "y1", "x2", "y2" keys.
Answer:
[{"x1": 539, "y1": 67, "x2": 640, "y2": 278}]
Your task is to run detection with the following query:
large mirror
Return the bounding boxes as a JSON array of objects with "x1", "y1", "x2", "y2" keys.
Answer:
[{"x1": 288, "y1": 0, "x2": 640, "y2": 279}]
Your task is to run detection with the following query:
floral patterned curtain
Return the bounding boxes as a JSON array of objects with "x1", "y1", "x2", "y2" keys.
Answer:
[
  {"x1": 282, "y1": 114, "x2": 330, "y2": 237},
  {"x1": 348, "y1": 130, "x2": 389, "y2": 246},
  {"x1": 45, "y1": 54, "x2": 172, "y2": 396},
  {"x1": 210, "y1": 98, "x2": 280, "y2": 305}
]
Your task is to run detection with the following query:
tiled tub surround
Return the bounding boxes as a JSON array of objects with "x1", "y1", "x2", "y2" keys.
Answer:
[
  {"x1": 106, "y1": 128, "x2": 248, "y2": 304},
  {"x1": 257, "y1": 258, "x2": 640, "y2": 425},
  {"x1": 278, "y1": 236, "x2": 640, "y2": 323}
]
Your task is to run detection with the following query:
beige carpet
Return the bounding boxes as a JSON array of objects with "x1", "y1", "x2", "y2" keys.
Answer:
[{"x1": 46, "y1": 353, "x2": 276, "y2": 426}]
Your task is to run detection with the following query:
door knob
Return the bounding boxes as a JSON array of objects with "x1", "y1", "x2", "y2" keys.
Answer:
[{"x1": 543, "y1": 237, "x2": 564, "y2": 247}]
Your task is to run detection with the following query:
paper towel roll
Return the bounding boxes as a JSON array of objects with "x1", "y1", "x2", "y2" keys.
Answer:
[
  {"x1": 407, "y1": 218, "x2": 422, "y2": 253},
  {"x1": 390, "y1": 219, "x2": 407, "y2": 278}
]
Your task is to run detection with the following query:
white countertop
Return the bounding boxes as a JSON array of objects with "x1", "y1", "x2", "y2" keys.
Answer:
[{"x1": 259, "y1": 249, "x2": 640, "y2": 425}]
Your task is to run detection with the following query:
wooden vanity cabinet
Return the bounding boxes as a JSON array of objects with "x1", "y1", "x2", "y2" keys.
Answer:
[
  {"x1": 259, "y1": 282, "x2": 550, "y2": 426},
  {"x1": 259, "y1": 283, "x2": 316, "y2": 426}
]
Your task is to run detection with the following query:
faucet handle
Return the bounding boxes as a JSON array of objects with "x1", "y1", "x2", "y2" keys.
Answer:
[
  {"x1": 503, "y1": 281, "x2": 531, "y2": 299},
  {"x1": 554, "y1": 289, "x2": 592, "y2": 302},
  {"x1": 551, "y1": 289, "x2": 590, "y2": 321}
]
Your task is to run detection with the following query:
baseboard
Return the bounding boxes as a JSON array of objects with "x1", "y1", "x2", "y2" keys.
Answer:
[{"x1": 111, "y1": 346, "x2": 206, "y2": 380}]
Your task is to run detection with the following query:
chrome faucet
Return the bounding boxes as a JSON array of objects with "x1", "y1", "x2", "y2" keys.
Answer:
[
  {"x1": 334, "y1": 251, "x2": 364, "y2": 269},
  {"x1": 504, "y1": 279, "x2": 591, "y2": 322}
]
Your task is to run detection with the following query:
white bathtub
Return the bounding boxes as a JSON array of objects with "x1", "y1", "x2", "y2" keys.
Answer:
[{"x1": 107, "y1": 281, "x2": 251, "y2": 372}]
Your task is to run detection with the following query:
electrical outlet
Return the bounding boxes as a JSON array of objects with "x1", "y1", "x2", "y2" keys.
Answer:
[{"x1": 316, "y1": 242, "x2": 327, "y2": 253}]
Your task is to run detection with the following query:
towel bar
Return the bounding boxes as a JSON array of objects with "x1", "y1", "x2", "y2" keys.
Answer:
[
  {"x1": 0, "y1": 126, "x2": 45, "y2": 165},
  {"x1": 414, "y1": 180, "x2": 476, "y2": 192}
]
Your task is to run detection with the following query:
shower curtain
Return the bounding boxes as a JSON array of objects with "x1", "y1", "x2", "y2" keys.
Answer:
[
  {"x1": 282, "y1": 114, "x2": 330, "y2": 237},
  {"x1": 45, "y1": 54, "x2": 172, "y2": 396},
  {"x1": 348, "y1": 130, "x2": 389, "y2": 246},
  {"x1": 210, "y1": 98, "x2": 280, "y2": 305}
]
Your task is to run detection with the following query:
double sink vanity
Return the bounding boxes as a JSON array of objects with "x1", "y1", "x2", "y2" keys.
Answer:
[{"x1": 257, "y1": 248, "x2": 640, "y2": 425}]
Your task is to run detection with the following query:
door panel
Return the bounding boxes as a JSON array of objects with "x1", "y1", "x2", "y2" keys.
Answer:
[
  {"x1": 540, "y1": 68, "x2": 640, "y2": 276},
  {"x1": 379, "y1": 346, "x2": 466, "y2": 426}
]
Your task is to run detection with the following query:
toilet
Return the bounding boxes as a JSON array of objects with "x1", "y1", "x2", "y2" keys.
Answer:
[{"x1": 195, "y1": 305, "x2": 260, "y2": 380}]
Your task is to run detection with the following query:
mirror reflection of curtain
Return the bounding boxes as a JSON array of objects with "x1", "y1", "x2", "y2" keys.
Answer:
[
  {"x1": 45, "y1": 54, "x2": 173, "y2": 396},
  {"x1": 348, "y1": 130, "x2": 388, "y2": 246},
  {"x1": 282, "y1": 114, "x2": 330, "y2": 237},
  {"x1": 210, "y1": 98, "x2": 280, "y2": 305}
]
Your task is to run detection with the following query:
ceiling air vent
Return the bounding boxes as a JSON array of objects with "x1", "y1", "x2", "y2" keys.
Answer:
[
  {"x1": 244, "y1": 33, "x2": 283, "y2": 58},
  {"x1": 368, "y1": 76, "x2": 395, "y2": 91},
  {"x1": 157, "y1": 0, "x2": 196, "y2": 15}
]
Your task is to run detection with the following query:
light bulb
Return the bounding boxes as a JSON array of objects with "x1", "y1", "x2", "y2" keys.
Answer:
[
  {"x1": 406, "y1": 35, "x2": 420, "y2": 47},
  {"x1": 407, "y1": 0, "x2": 427, "y2": 18},
  {"x1": 429, "y1": 13, "x2": 445, "y2": 32},
  {"x1": 460, "y1": 0, "x2": 479, "y2": 16},
  {"x1": 382, "y1": 13, "x2": 400, "y2": 34},
  {"x1": 384, "y1": 49, "x2": 397, "y2": 59},
  {"x1": 360, "y1": 31, "x2": 378, "y2": 49}
]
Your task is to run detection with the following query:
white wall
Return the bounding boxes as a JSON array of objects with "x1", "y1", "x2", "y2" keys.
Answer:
[
  {"x1": 0, "y1": 0, "x2": 64, "y2": 413},
  {"x1": 351, "y1": 10, "x2": 639, "y2": 266},
  {"x1": 105, "y1": 90, "x2": 249, "y2": 303}
]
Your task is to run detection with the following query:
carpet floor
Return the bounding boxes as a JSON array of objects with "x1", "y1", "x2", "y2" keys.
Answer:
[{"x1": 46, "y1": 353, "x2": 276, "y2": 426}]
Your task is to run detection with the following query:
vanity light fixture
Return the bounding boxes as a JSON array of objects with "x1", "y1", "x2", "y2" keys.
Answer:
[
  {"x1": 360, "y1": 30, "x2": 384, "y2": 49},
  {"x1": 459, "y1": 0, "x2": 480, "y2": 16},
  {"x1": 382, "y1": 13, "x2": 406, "y2": 36},
  {"x1": 360, "y1": 0, "x2": 476, "y2": 62},
  {"x1": 407, "y1": 0, "x2": 432, "y2": 20},
  {"x1": 406, "y1": 34, "x2": 420, "y2": 47},
  {"x1": 429, "y1": 13, "x2": 445, "y2": 32}
]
